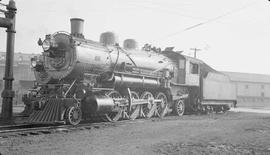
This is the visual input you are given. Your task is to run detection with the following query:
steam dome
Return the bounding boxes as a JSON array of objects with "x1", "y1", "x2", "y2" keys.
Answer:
[
  {"x1": 100, "y1": 32, "x2": 119, "y2": 46},
  {"x1": 123, "y1": 39, "x2": 138, "y2": 50}
]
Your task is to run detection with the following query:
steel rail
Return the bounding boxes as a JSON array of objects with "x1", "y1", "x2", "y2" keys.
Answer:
[{"x1": 0, "y1": 120, "x2": 123, "y2": 135}]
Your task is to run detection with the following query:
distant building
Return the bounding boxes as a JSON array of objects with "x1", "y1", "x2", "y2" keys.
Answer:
[
  {"x1": 0, "y1": 52, "x2": 39, "y2": 105},
  {"x1": 223, "y1": 71, "x2": 270, "y2": 108}
]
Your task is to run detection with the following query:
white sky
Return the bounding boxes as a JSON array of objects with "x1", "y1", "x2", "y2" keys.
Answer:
[{"x1": 0, "y1": 0, "x2": 270, "y2": 74}]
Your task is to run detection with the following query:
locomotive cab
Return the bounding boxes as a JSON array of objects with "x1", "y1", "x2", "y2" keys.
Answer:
[{"x1": 162, "y1": 49, "x2": 200, "y2": 86}]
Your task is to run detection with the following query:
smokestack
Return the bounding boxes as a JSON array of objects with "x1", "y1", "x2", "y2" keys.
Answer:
[{"x1": 70, "y1": 18, "x2": 84, "y2": 38}]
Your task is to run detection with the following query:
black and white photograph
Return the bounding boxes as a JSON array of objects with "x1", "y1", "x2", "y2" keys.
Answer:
[{"x1": 0, "y1": 0, "x2": 270, "y2": 154}]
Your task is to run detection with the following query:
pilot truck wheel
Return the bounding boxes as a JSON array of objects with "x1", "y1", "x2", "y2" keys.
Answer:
[{"x1": 66, "y1": 106, "x2": 82, "y2": 125}]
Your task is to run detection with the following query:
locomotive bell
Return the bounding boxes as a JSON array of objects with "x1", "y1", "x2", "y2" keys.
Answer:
[
  {"x1": 123, "y1": 39, "x2": 138, "y2": 50},
  {"x1": 70, "y1": 18, "x2": 84, "y2": 38}
]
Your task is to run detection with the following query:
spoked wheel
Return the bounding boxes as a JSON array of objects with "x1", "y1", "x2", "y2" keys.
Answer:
[
  {"x1": 190, "y1": 98, "x2": 200, "y2": 113},
  {"x1": 206, "y1": 106, "x2": 213, "y2": 114},
  {"x1": 156, "y1": 92, "x2": 168, "y2": 118},
  {"x1": 174, "y1": 100, "x2": 185, "y2": 116},
  {"x1": 222, "y1": 105, "x2": 230, "y2": 112},
  {"x1": 201, "y1": 105, "x2": 207, "y2": 114},
  {"x1": 104, "y1": 90, "x2": 123, "y2": 122},
  {"x1": 129, "y1": 91, "x2": 140, "y2": 120},
  {"x1": 66, "y1": 106, "x2": 82, "y2": 125},
  {"x1": 141, "y1": 91, "x2": 155, "y2": 118}
]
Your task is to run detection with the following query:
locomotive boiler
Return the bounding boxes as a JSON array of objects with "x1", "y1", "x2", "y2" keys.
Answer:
[{"x1": 22, "y1": 18, "x2": 236, "y2": 125}]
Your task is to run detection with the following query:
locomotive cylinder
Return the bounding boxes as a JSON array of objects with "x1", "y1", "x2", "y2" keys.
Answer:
[{"x1": 83, "y1": 95, "x2": 116, "y2": 113}]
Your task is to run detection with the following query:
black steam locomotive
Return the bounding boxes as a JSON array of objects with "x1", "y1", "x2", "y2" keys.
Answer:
[{"x1": 22, "y1": 18, "x2": 236, "y2": 125}]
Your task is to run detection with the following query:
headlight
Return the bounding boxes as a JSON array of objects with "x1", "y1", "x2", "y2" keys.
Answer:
[
  {"x1": 31, "y1": 58, "x2": 37, "y2": 68},
  {"x1": 42, "y1": 40, "x2": 51, "y2": 51}
]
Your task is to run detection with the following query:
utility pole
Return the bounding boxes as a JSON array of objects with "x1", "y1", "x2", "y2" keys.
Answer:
[
  {"x1": 190, "y1": 48, "x2": 201, "y2": 58},
  {"x1": 0, "y1": 0, "x2": 17, "y2": 123}
]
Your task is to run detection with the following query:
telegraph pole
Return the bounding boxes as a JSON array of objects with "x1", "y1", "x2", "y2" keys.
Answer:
[
  {"x1": 190, "y1": 48, "x2": 201, "y2": 58},
  {"x1": 0, "y1": 0, "x2": 17, "y2": 122}
]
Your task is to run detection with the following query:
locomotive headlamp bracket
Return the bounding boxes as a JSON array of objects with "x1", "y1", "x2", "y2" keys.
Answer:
[
  {"x1": 38, "y1": 34, "x2": 59, "y2": 52},
  {"x1": 42, "y1": 39, "x2": 51, "y2": 51}
]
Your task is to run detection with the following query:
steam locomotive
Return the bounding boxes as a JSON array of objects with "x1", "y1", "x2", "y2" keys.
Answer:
[{"x1": 22, "y1": 18, "x2": 236, "y2": 125}]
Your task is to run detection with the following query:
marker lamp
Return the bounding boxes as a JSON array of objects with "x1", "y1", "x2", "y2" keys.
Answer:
[
  {"x1": 42, "y1": 40, "x2": 51, "y2": 51},
  {"x1": 31, "y1": 58, "x2": 37, "y2": 68}
]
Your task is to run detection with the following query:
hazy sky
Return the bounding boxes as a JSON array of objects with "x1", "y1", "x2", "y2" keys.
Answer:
[{"x1": 0, "y1": 0, "x2": 270, "y2": 74}]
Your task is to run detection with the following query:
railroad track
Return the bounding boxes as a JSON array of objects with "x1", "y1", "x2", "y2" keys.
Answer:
[
  {"x1": 0, "y1": 114, "x2": 213, "y2": 138},
  {"x1": 0, "y1": 124, "x2": 64, "y2": 135},
  {"x1": 0, "y1": 119, "x2": 134, "y2": 138}
]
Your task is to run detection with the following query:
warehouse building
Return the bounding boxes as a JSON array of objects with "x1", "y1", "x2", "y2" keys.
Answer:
[
  {"x1": 223, "y1": 71, "x2": 270, "y2": 108},
  {"x1": 0, "y1": 52, "x2": 38, "y2": 105}
]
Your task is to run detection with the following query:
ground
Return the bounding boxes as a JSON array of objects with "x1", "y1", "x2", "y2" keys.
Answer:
[{"x1": 1, "y1": 111, "x2": 270, "y2": 155}]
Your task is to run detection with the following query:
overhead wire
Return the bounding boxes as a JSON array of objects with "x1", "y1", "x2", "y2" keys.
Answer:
[
  {"x1": 126, "y1": 1, "x2": 208, "y2": 21},
  {"x1": 132, "y1": 0, "x2": 193, "y2": 11},
  {"x1": 123, "y1": 0, "x2": 259, "y2": 44},
  {"x1": 0, "y1": 2, "x2": 7, "y2": 7},
  {"x1": 160, "y1": 0, "x2": 259, "y2": 40}
]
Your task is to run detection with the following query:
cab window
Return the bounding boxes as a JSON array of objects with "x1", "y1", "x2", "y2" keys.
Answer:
[
  {"x1": 190, "y1": 62, "x2": 199, "y2": 74},
  {"x1": 179, "y1": 59, "x2": 185, "y2": 69}
]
